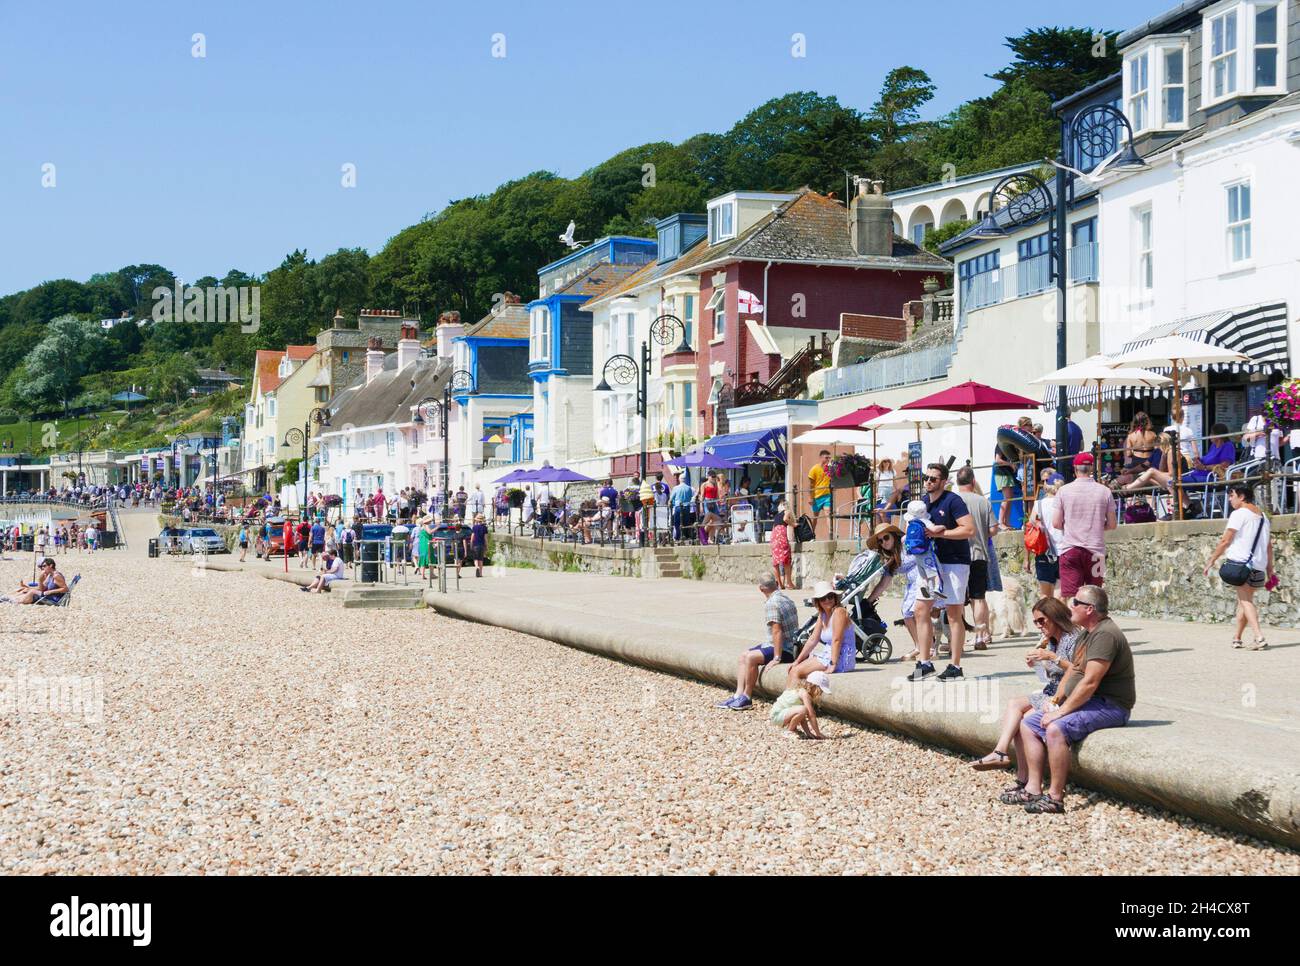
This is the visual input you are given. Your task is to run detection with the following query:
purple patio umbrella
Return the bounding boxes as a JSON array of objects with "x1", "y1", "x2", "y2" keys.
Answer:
[
  {"x1": 493, "y1": 469, "x2": 532, "y2": 483},
  {"x1": 529, "y1": 466, "x2": 594, "y2": 483},
  {"x1": 665, "y1": 451, "x2": 742, "y2": 470}
]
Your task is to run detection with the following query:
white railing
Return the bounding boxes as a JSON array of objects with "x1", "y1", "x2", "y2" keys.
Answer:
[{"x1": 825, "y1": 344, "x2": 954, "y2": 400}]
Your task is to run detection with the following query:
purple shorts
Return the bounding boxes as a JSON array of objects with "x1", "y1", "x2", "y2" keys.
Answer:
[{"x1": 1024, "y1": 696, "x2": 1129, "y2": 744}]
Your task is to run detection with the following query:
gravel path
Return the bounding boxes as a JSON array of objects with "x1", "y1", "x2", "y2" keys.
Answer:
[{"x1": 1, "y1": 535, "x2": 1296, "y2": 874}]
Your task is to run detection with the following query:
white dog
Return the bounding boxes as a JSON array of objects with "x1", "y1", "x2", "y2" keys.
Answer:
[{"x1": 985, "y1": 572, "x2": 1031, "y2": 638}]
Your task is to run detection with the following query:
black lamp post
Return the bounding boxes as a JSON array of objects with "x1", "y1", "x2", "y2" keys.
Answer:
[
  {"x1": 281, "y1": 407, "x2": 331, "y2": 511},
  {"x1": 411, "y1": 368, "x2": 475, "y2": 513},
  {"x1": 595, "y1": 314, "x2": 690, "y2": 545},
  {"x1": 971, "y1": 104, "x2": 1145, "y2": 467}
]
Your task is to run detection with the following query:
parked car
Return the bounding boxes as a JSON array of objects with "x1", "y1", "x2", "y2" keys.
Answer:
[
  {"x1": 183, "y1": 527, "x2": 228, "y2": 554},
  {"x1": 259, "y1": 517, "x2": 291, "y2": 558}
]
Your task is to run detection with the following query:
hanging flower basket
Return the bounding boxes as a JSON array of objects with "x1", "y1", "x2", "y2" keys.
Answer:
[
  {"x1": 828, "y1": 453, "x2": 874, "y2": 488},
  {"x1": 1263, "y1": 379, "x2": 1300, "y2": 428}
]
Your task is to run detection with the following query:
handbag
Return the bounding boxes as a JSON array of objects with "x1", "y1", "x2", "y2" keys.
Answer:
[
  {"x1": 1124, "y1": 502, "x2": 1157, "y2": 524},
  {"x1": 1219, "y1": 515, "x2": 1265, "y2": 587},
  {"x1": 794, "y1": 514, "x2": 815, "y2": 543}
]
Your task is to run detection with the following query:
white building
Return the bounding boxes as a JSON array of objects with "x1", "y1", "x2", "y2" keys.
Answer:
[
  {"x1": 316, "y1": 328, "x2": 449, "y2": 516},
  {"x1": 887, "y1": 161, "x2": 1040, "y2": 247},
  {"x1": 1096, "y1": 0, "x2": 1299, "y2": 435}
]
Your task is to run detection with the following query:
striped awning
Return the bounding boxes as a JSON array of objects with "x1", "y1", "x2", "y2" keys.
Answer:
[{"x1": 1048, "y1": 303, "x2": 1291, "y2": 408}]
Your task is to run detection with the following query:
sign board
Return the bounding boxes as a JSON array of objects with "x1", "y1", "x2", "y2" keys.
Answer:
[
  {"x1": 1214, "y1": 389, "x2": 1247, "y2": 431},
  {"x1": 1182, "y1": 388, "x2": 1204, "y2": 447},
  {"x1": 1247, "y1": 381, "x2": 1268, "y2": 416},
  {"x1": 907, "y1": 441, "x2": 923, "y2": 498}
]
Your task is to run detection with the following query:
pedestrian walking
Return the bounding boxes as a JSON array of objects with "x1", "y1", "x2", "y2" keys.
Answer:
[
  {"x1": 1205, "y1": 482, "x2": 1274, "y2": 650},
  {"x1": 1053, "y1": 453, "x2": 1115, "y2": 599}
]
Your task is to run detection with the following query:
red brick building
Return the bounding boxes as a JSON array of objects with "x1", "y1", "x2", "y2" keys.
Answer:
[{"x1": 656, "y1": 186, "x2": 951, "y2": 437}]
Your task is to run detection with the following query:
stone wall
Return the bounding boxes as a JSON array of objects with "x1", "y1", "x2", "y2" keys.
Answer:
[
  {"x1": 493, "y1": 515, "x2": 1300, "y2": 628},
  {"x1": 990, "y1": 514, "x2": 1300, "y2": 627}
]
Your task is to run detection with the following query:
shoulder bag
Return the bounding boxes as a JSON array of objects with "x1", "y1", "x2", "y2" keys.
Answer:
[{"x1": 1219, "y1": 514, "x2": 1265, "y2": 587}]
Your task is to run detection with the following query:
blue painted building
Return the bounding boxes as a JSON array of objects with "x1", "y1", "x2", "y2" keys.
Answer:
[
  {"x1": 527, "y1": 236, "x2": 656, "y2": 468},
  {"x1": 450, "y1": 298, "x2": 534, "y2": 479}
]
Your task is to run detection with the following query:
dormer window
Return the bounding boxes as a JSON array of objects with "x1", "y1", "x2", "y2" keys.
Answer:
[
  {"x1": 708, "y1": 201, "x2": 735, "y2": 244},
  {"x1": 1202, "y1": 1, "x2": 1287, "y2": 107},
  {"x1": 657, "y1": 225, "x2": 680, "y2": 263},
  {"x1": 1123, "y1": 39, "x2": 1188, "y2": 133},
  {"x1": 278, "y1": 358, "x2": 292, "y2": 378}
]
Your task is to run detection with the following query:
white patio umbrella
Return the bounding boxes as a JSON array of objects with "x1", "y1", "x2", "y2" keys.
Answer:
[
  {"x1": 790, "y1": 428, "x2": 877, "y2": 446},
  {"x1": 862, "y1": 408, "x2": 968, "y2": 438},
  {"x1": 1031, "y1": 355, "x2": 1173, "y2": 441},
  {"x1": 1107, "y1": 336, "x2": 1251, "y2": 422}
]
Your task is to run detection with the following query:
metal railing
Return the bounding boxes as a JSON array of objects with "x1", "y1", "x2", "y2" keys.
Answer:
[{"x1": 824, "y1": 344, "x2": 954, "y2": 400}]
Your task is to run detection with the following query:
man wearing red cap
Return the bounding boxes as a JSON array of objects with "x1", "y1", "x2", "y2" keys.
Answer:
[{"x1": 1052, "y1": 452, "x2": 1116, "y2": 598}]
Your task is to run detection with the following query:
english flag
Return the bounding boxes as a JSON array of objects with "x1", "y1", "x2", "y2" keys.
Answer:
[{"x1": 736, "y1": 289, "x2": 765, "y2": 314}]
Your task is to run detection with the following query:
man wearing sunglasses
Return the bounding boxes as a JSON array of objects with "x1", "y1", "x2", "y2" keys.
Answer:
[
  {"x1": 1013, "y1": 585, "x2": 1134, "y2": 814},
  {"x1": 908, "y1": 462, "x2": 974, "y2": 682}
]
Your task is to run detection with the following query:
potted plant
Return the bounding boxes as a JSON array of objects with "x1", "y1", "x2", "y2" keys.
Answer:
[
  {"x1": 922, "y1": 275, "x2": 941, "y2": 294},
  {"x1": 507, "y1": 487, "x2": 525, "y2": 508}
]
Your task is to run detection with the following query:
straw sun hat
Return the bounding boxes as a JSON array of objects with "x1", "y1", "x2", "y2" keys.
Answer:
[{"x1": 865, "y1": 522, "x2": 903, "y2": 551}]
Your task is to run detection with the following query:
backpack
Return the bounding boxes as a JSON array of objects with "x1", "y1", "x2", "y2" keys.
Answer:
[{"x1": 794, "y1": 514, "x2": 815, "y2": 543}]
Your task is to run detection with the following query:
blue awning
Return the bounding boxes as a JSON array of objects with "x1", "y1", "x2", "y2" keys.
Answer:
[{"x1": 701, "y1": 428, "x2": 787, "y2": 464}]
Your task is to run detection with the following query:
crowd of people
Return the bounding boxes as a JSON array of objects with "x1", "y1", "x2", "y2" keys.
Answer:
[{"x1": 715, "y1": 442, "x2": 1276, "y2": 816}]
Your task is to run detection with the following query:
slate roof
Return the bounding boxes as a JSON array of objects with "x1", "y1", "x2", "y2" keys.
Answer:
[
  {"x1": 323, "y1": 355, "x2": 451, "y2": 433},
  {"x1": 589, "y1": 191, "x2": 949, "y2": 307},
  {"x1": 550, "y1": 261, "x2": 646, "y2": 300},
  {"x1": 463, "y1": 303, "x2": 529, "y2": 341}
]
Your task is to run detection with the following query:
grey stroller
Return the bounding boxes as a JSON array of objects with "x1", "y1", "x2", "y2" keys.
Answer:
[{"x1": 793, "y1": 548, "x2": 892, "y2": 664}]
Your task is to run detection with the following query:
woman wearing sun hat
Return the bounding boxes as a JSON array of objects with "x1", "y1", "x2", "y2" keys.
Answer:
[
  {"x1": 789, "y1": 580, "x2": 856, "y2": 687},
  {"x1": 866, "y1": 520, "x2": 922, "y2": 661}
]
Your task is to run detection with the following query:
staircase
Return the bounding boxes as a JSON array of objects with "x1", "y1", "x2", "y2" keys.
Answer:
[
  {"x1": 653, "y1": 546, "x2": 684, "y2": 579},
  {"x1": 339, "y1": 585, "x2": 426, "y2": 609},
  {"x1": 732, "y1": 334, "x2": 832, "y2": 408}
]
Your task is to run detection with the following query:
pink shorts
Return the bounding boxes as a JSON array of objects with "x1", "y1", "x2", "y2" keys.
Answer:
[{"x1": 1059, "y1": 546, "x2": 1104, "y2": 598}]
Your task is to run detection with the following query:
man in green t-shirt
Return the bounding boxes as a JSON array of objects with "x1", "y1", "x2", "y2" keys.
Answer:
[{"x1": 1012, "y1": 585, "x2": 1134, "y2": 814}]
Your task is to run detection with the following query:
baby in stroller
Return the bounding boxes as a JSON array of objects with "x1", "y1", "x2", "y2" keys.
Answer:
[{"x1": 794, "y1": 548, "x2": 893, "y2": 664}]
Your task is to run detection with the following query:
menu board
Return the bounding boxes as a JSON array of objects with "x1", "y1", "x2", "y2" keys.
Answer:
[
  {"x1": 907, "y1": 441, "x2": 923, "y2": 497},
  {"x1": 1215, "y1": 389, "x2": 1247, "y2": 431},
  {"x1": 1181, "y1": 388, "x2": 1204, "y2": 446},
  {"x1": 1248, "y1": 381, "x2": 1269, "y2": 417}
]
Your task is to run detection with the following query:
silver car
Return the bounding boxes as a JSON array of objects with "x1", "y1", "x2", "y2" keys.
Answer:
[{"x1": 183, "y1": 527, "x2": 228, "y2": 554}]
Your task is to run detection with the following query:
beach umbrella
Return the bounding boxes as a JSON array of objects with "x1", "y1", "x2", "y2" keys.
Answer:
[
  {"x1": 530, "y1": 466, "x2": 594, "y2": 483},
  {"x1": 1107, "y1": 336, "x2": 1251, "y2": 422},
  {"x1": 480, "y1": 433, "x2": 510, "y2": 444},
  {"x1": 1031, "y1": 355, "x2": 1173, "y2": 443},
  {"x1": 811, "y1": 404, "x2": 892, "y2": 463},
  {"x1": 493, "y1": 469, "x2": 531, "y2": 484},
  {"x1": 791, "y1": 429, "x2": 876, "y2": 446},
  {"x1": 902, "y1": 381, "x2": 1042, "y2": 461}
]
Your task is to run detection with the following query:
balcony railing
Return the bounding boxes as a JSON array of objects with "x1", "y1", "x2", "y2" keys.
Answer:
[
  {"x1": 1070, "y1": 241, "x2": 1099, "y2": 282},
  {"x1": 824, "y1": 343, "x2": 954, "y2": 400}
]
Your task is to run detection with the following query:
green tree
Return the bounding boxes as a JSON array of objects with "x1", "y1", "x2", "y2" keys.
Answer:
[
  {"x1": 147, "y1": 352, "x2": 199, "y2": 403},
  {"x1": 867, "y1": 67, "x2": 937, "y2": 190},
  {"x1": 310, "y1": 248, "x2": 371, "y2": 322},
  {"x1": 11, "y1": 315, "x2": 107, "y2": 414},
  {"x1": 991, "y1": 27, "x2": 1122, "y2": 103},
  {"x1": 260, "y1": 249, "x2": 315, "y2": 347}
]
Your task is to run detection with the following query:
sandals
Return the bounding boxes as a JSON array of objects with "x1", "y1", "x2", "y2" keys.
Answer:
[
  {"x1": 1023, "y1": 794, "x2": 1066, "y2": 814},
  {"x1": 998, "y1": 781, "x2": 1032, "y2": 805},
  {"x1": 971, "y1": 750, "x2": 1011, "y2": 771}
]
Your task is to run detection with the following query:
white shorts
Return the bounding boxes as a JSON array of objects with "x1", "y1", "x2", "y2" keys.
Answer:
[{"x1": 936, "y1": 563, "x2": 969, "y2": 604}]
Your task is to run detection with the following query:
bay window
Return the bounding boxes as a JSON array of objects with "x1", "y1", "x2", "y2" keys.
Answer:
[
  {"x1": 1202, "y1": 2, "x2": 1286, "y2": 105},
  {"x1": 1128, "y1": 51, "x2": 1150, "y2": 132}
]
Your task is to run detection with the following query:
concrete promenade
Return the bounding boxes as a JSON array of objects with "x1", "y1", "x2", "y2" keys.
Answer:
[{"x1": 418, "y1": 567, "x2": 1300, "y2": 848}]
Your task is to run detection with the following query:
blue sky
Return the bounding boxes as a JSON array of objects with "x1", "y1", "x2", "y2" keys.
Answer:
[{"x1": 0, "y1": 0, "x2": 1171, "y2": 295}]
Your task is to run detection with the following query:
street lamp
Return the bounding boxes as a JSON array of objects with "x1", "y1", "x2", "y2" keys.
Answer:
[
  {"x1": 595, "y1": 314, "x2": 689, "y2": 545},
  {"x1": 175, "y1": 433, "x2": 221, "y2": 514},
  {"x1": 410, "y1": 368, "x2": 475, "y2": 511},
  {"x1": 281, "y1": 407, "x2": 331, "y2": 512},
  {"x1": 976, "y1": 104, "x2": 1145, "y2": 467}
]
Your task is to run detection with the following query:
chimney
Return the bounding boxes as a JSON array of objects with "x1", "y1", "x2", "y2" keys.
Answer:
[
  {"x1": 365, "y1": 335, "x2": 385, "y2": 385},
  {"x1": 332, "y1": 308, "x2": 345, "y2": 328},
  {"x1": 435, "y1": 310, "x2": 464, "y2": 360},
  {"x1": 850, "y1": 178, "x2": 894, "y2": 257},
  {"x1": 396, "y1": 323, "x2": 420, "y2": 371}
]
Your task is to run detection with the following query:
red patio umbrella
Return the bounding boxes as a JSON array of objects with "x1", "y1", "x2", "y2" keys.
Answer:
[
  {"x1": 901, "y1": 381, "x2": 1042, "y2": 461},
  {"x1": 812, "y1": 404, "x2": 893, "y2": 464}
]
